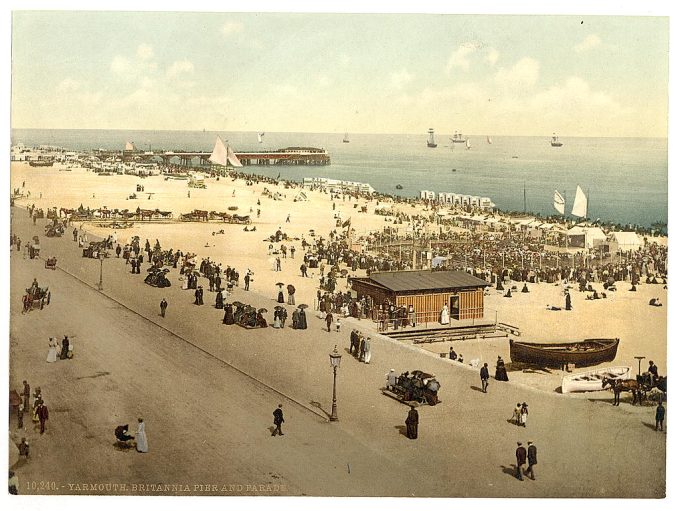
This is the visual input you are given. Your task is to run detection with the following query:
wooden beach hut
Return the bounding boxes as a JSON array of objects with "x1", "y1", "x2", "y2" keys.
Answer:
[{"x1": 352, "y1": 270, "x2": 489, "y2": 323}]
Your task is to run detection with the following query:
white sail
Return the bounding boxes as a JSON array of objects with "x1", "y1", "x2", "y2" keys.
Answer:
[
  {"x1": 257, "y1": 132, "x2": 264, "y2": 143},
  {"x1": 553, "y1": 190, "x2": 565, "y2": 215},
  {"x1": 465, "y1": 138, "x2": 471, "y2": 149},
  {"x1": 226, "y1": 144, "x2": 242, "y2": 167},
  {"x1": 487, "y1": 136, "x2": 492, "y2": 144},
  {"x1": 209, "y1": 136, "x2": 242, "y2": 167},
  {"x1": 571, "y1": 185, "x2": 588, "y2": 218}
]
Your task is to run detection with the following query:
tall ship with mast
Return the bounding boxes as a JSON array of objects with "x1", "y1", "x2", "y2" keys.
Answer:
[
  {"x1": 550, "y1": 133, "x2": 563, "y2": 147},
  {"x1": 343, "y1": 132, "x2": 350, "y2": 143},
  {"x1": 450, "y1": 131, "x2": 466, "y2": 144},
  {"x1": 427, "y1": 128, "x2": 437, "y2": 148}
]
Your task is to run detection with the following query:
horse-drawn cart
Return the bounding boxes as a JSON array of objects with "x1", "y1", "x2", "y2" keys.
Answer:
[{"x1": 22, "y1": 286, "x2": 51, "y2": 312}]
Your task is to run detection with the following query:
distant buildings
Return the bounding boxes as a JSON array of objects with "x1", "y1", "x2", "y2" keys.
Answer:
[{"x1": 303, "y1": 177, "x2": 375, "y2": 195}]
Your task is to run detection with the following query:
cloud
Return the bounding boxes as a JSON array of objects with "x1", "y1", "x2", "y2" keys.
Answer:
[
  {"x1": 574, "y1": 34, "x2": 602, "y2": 53},
  {"x1": 110, "y1": 56, "x2": 131, "y2": 74},
  {"x1": 57, "y1": 78, "x2": 80, "y2": 93},
  {"x1": 486, "y1": 48, "x2": 499, "y2": 66},
  {"x1": 222, "y1": 21, "x2": 244, "y2": 36},
  {"x1": 446, "y1": 45, "x2": 476, "y2": 73},
  {"x1": 167, "y1": 59, "x2": 195, "y2": 78},
  {"x1": 315, "y1": 74, "x2": 332, "y2": 87},
  {"x1": 136, "y1": 44, "x2": 154, "y2": 61},
  {"x1": 494, "y1": 57, "x2": 540, "y2": 90},
  {"x1": 390, "y1": 69, "x2": 414, "y2": 89}
]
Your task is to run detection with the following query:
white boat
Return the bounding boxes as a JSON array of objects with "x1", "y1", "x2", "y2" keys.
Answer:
[
  {"x1": 486, "y1": 136, "x2": 492, "y2": 144},
  {"x1": 561, "y1": 366, "x2": 631, "y2": 393},
  {"x1": 465, "y1": 138, "x2": 471, "y2": 150},
  {"x1": 257, "y1": 132, "x2": 265, "y2": 144}
]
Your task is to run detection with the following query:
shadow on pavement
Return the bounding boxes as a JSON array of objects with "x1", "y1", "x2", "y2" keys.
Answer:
[
  {"x1": 469, "y1": 385, "x2": 484, "y2": 393},
  {"x1": 500, "y1": 465, "x2": 519, "y2": 479},
  {"x1": 394, "y1": 425, "x2": 407, "y2": 437},
  {"x1": 309, "y1": 401, "x2": 330, "y2": 419}
]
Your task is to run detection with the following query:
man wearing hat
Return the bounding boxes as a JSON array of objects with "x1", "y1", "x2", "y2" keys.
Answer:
[
  {"x1": 515, "y1": 442, "x2": 527, "y2": 480},
  {"x1": 272, "y1": 404, "x2": 284, "y2": 436},
  {"x1": 526, "y1": 441, "x2": 537, "y2": 480}
]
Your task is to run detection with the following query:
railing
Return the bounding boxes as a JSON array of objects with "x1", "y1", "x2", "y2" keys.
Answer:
[{"x1": 370, "y1": 307, "x2": 493, "y2": 332}]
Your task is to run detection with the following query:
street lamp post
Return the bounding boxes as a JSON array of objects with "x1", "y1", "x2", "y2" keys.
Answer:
[
  {"x1": 329, "y1": 345, "x2": 342, "y2": 422},
  {"x1": 97, "y1": 250, "x2": 107, "y2": 290}
]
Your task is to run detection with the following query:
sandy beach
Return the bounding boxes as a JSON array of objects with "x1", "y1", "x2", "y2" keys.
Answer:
[{"x1": 8, "y1": 160, "x2": 667, "y2": 497}]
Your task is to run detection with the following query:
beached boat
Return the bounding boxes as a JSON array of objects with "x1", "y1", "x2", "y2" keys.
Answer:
[
  {"x1": 509, "y1": 338, "x2": 619, "y2": 368},
  {"x1": 427, "y1": 128, "x2": 437, "y2": 148},
  {"x1": 561, "y1": 366, "x2": 631, "y2": 393},
  {"x1": 29, "y1": 160, "x2": 54, "y2": 167}
]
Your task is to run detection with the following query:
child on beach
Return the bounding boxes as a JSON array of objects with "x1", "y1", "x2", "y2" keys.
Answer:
[{"x1": 335, "y1": 318, "x2": 341, "y2": 333}]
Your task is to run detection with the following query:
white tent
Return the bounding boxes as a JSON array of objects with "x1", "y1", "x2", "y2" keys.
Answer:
[
  {"x1": 609, "y1": 231, "x2": 642, "y2": 251},
  {"x1": 567, "y1": 226, "x2": 607, "y2": 249}
]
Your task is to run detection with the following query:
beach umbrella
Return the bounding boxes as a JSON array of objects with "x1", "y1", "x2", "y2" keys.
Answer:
[
  {"x1": 258, "y1": 308, "x2": 268, "y2": 313},
  {"x1": 276, "y1": 282, "x2": 285, "y2": 287},
  {"x1": 298, "y1": 304, "x2": 309, "y2": 309}
]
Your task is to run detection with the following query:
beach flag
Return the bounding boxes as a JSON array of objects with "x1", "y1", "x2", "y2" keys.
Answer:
[
  {"x1": 571, "y1": 185, "x2": 588, "y2": 218},
  {"x1": 553, "y1": 190, "x2": 565, "y2": 215}
]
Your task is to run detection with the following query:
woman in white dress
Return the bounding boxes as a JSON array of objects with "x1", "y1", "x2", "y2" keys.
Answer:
[
  {"x1": 136, "y1": 418, "x2": 148, "y2": 453},
  {"x1": 46, "y1": 337, "x2": 58, "y2": 363},
  {"x1": 363, "y1": 337, "x2": 372, "y2": 364},
  {"x1": 440, "y1": 304, "x2": 450, "y2": 325}
]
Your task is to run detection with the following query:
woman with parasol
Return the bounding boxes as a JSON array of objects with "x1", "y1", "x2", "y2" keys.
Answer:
[
  {"x1": 257, "y1": 308, "x2": 269, "y2": 328},
  {"x1": 276, "y1": 283, "x2": 285, "y2": 304},
  {"x1": 273, "y1": 306, "x2": 282, "y2": 328}
]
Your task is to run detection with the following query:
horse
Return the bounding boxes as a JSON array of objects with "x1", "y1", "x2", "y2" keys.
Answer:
[{"x1": 602, "y1": 378, "x2": 643, "y2": 406}]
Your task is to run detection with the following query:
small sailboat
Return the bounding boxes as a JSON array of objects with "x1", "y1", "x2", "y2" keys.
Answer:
[
  {"x1": 465, "y1": 138, "x2": 471, "y2": 150},
  {"x1": 551, "y1": 133, "x2": 563, "y2": 147},
  {"x1": 571, "y1": 185, "x2": 588, "y2": 218},
  {"x1": 257, "y1": 132, "x2": 265, "y2": 144},
  {"x1": 486, "y1": 136, "x2": 492, "y2": 144},
  {"x1": 427, "y1": 128, "x2": 437, "y2": 148},
  {"x1": 343, "y1": 132, "x2": 350, "y2": 143}
]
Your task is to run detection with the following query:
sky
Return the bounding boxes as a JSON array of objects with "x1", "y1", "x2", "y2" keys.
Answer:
[{"x1": 10, "y1": 11, "x2": 670, "y2": 137}]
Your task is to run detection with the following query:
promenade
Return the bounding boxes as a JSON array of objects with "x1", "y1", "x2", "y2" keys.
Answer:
[{"x1": 9, "y1": 206, "x2": 666, "y2": 497}]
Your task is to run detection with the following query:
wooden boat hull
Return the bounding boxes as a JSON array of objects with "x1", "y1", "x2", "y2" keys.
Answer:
[
  {"x1": 509, "y1": 338, "x2": 619, "y2": 368},
  {"x1": 561, "y1": 366, "x2": 631, "y2": 393}
]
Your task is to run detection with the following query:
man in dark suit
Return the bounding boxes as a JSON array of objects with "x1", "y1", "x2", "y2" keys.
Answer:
[
  {"x1": 160, "y1": 298, "x2": 168, "y2": 318},
  {"x1": 526, "y1": 441, "x2": 537, "y2": 480},
  {"x1": 272, "y1": 404, "x2": 284, "y2": 436},
  {"x1": 515, "y1": 442, "x2": 527, "y2": 480},
  {"x1": 480, "y1": 363, "x2": 490, "y2": 393}
]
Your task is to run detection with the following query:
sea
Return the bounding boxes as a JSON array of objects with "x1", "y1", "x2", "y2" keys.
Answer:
[{"x1": 11, "y1": 129, "x2": 668, "y2": 229}]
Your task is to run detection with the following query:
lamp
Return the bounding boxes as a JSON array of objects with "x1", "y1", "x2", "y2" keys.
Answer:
[{"x1": 329, "y1": 345, "x2": 342, "y2": 421}]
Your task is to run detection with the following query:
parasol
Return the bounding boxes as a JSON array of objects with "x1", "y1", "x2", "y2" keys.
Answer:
[
  {"x1": 298, "y1": 304, "x2": 309, "y2": 309},
  {"x1": 276, "y1": 282, "x2": 285, "y2": 287},
  {"x1": 232, "y1": 301, "x2": 244, "y2": 307},
  {"x1": 274, "y1": 305, "x2": 285, "y2": 310},
  {"x1": 287, "y1": 284, "x2": 296, "y2": 294},
  {"x1": 258, "y1": 308, "x2": 268, "y2": 313}
]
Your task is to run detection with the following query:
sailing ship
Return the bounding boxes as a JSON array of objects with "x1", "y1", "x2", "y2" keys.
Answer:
[
  {"x1": 450, "y1": 131, "x2": 466, "y2": 144},
  {"x1": 465, "y1": 138, "x2": 471, "y2": 150},
  {"x1": 342, "y1": 132, "x2": 350, "y2": 143},
  {"x1": 257, "y1": 132, "x2": 265, "y2": 144},
  {"x1": 550, "y1": 133, "x2": 563, "y2": 147},
  {"x1": 553, "y1": 185, "x2": 587, "y2": 219},
  {"x1": 209, "y1": 136, "x2": 243, "y2": 168},
  {"x1": 486, "y1": 136, "x2": 492, "y2": 144},
  {"x1": 427, "y1": 128, "x2": 437, "y2": 148}
]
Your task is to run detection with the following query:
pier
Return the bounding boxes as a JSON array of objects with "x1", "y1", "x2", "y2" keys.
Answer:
[{"x1": 93, "y1": 146, "x2": 330, "y2": 167}]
